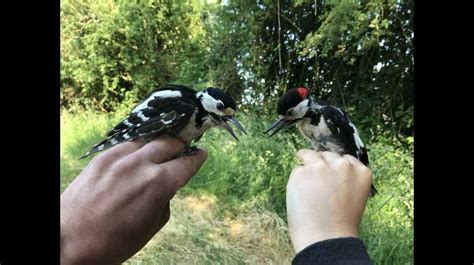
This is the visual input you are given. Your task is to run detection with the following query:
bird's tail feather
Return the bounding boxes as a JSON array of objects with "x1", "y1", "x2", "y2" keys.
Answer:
[
  {"x1": 369, "y1": 184, "x2": 378, "y2": 197},
  {"x1": 78, "y1": 130, "x2": 140, "y2": 160}
]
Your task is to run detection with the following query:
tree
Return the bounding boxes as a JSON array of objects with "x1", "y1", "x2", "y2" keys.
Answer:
[
  {"x1": 61, "y1": 0, "x2": 414, "y2": 139},
  {"x1": 61, "y1": 0, "x2": 203, "y2": 111}
]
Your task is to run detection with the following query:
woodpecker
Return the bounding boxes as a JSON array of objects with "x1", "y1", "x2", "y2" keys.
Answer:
[
  {"x1": 80, "y1": 85, "x2": 246, "y2": 159},
  {"x1": 265, "y1": 87, "x2": 377, "y2": 197}
]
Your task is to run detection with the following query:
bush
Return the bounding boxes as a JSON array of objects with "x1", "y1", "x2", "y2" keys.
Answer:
[{"x1": 61, "y1": 0, "x2": 202, "y2": 111}]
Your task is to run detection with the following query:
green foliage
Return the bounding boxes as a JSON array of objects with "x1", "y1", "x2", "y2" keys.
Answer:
[
  {"x1": 295, "y1": 0, "x2": 414, "y2": 139},
  {"x1": 61, "y1": 110, "x2": 413, "y2": 264},
  {"x1": 60, "y1": 109, "x2": 120, "y2": 190},
  {"x1": 206, "y1": 0, "x2": 413, "y2": 139},
  {"x1": 61, "y1": 0, "x2": 203, "y2": 111},
  {"x1": 362, "y1": 137, "x2": 414, "y2": 264},
  {"x1": 182, "y1": 112, "x2": 307, "y2": 216},
  {"x1": 61, "y1": 0, "x2": 413, "y2": 139},
  {"x1": 61, "y1": 1, "x2": 414, "y2": 263}
]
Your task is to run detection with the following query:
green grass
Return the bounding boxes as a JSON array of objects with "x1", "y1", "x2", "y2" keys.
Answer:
[
  {"x1": 60, "y1": 110, "x2": 119, "y2": 190},
  {"x1": 125, "y1": 194, "x2": 293, "y2": 264},
  {"x1": 61, "y1": 109, "x2": 414, "y2": 264}
]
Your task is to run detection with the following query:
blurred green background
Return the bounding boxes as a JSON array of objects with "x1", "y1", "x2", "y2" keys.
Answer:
[{"x1": 61, "y1": 0, "x2": 413, "y2": 264}]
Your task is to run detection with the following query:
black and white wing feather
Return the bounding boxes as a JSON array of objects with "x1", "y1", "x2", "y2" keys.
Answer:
[
  {"x1": 321, "y1": 105, "x2": 377, "y2": 196},
  {"x1": 80, "y1": 88, "x2": 196, "y2": 159},
  {"x1": 321, "y1": 105, "x2": 369, "y2": 165}
]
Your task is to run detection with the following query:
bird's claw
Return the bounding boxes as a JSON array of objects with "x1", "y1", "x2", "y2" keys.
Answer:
[{"x1": 176, "y1": 146, "x2": 200, "y2": 158}]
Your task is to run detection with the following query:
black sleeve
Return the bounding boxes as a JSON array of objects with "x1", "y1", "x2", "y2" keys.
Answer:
[{"x1": 292, "y1": 237, "x2": 373, "y2": 265}]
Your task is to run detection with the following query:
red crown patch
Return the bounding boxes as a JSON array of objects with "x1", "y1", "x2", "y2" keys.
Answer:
[{"x1": 296, "y1": 87, "x2": 309, "y2": 98}]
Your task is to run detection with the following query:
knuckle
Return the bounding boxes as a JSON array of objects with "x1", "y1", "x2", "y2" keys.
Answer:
[
  {"x1": 313, "y1": 159, "x2": 326, "y2": 168},
  {"x1": 182, "y1": 156, "x2": 197, "y2": 172},
  {"x1": 108, "y1": 160, "x2": 130, "y2": 174},
  {"x1": 126, "y1": 153, "x2": 143, "y2": 165},
  {"x1": 150, "y1": 166, "x2": 167, "y2": 180},
  {"x1": 361, "y1": 166, "x2": 373, "y2": 180},
  {"x1": 290, "y1": 165, "x2": 305, "y2": 176},
  {"x1": 333, "y1": 157, "x2": 350, "y2": 168},
  {"x1": 94, "y1": 152, "x2": 115, "y2": 166},
  {"x1": 146, "y1": 166, "x2": 175, "y2": 192},
  {"x1": 355, "y1": 164, "x2": 372, "y2": 182}
]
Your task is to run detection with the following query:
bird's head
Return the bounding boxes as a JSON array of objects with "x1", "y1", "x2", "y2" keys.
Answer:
[
  {"x1": 197, "y1": 87, "x2": 247, "y2": 141},
  {"x1": 265, "y1": 86, "x2": 312, "y2": 136}
]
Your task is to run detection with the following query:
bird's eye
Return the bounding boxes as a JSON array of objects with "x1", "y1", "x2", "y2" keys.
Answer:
[{"x1": 217, "y1": 103, "x2": 224, "y2": 110}]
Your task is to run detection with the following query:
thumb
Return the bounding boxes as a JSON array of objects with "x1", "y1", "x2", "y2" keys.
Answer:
[{"x1": 160, "y1": 148, "x2": 208, "y2": 189}]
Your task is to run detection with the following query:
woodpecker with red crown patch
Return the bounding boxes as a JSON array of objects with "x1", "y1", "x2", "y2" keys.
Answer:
[
  {"x1": 265, "y1": 86, "x2": 377, "y2": 197},
  {"x1": 80, "y1": 85, "x2": 246, "y2": 159}
]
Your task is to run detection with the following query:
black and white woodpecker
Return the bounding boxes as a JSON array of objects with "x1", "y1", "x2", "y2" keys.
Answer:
[
  {"x1": 265, "y1": 87, "x2": 377, "y2": 197},
  {"x1": 80, "y1": 85, "x2": 246, "y2": 159}
]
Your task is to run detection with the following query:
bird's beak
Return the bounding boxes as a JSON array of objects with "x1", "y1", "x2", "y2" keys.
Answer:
[
  {"x1": 220, "y1": 116, "x2": 247, "y2": 141},
  {"x1": 264, "y1": 118, "x2": 296, "y2": 137}
]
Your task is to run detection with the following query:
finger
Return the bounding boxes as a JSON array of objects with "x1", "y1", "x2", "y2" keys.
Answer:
[
  {"x1": 92, "y1": 140, "x2": 144, "y2": 168},
  {"x1": 157, "y1": 148, "x2": 208, "y2": 190},
  {"x1": 342, "y1": 154, "x2": 363, "y2": 166},
  {"x1": 134, "y1": 136, "x2": 186, "y2": 164},
  {"x1": 341, "y1": 154, "x2": 372, "y2": 184},
  {"x1": 155, "y1": 202, "x2": 171, "y2": 231},
  {"x1": 319, "y1": 151, "x2": 341, "y2": 162},
  {"x1": 296, "y1": 149, "x2": 324, "y2": 165}
]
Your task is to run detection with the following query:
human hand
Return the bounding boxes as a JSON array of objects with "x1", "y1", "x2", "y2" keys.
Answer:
[
  {"x1": 61, "y1": 137, "x2": 207, "y2": 264},
  {"x1": 286, "y1": 149, "x2": 372, "y2": 253}
]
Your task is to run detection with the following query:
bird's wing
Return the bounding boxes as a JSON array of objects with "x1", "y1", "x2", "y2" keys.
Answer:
[
  {"x1": 321, "y1": 106, "x2": 377, "y2": 196},
  {"x1": 80, "y1": 95, "x2": 196, "y2": 159},
  {"x1": 106, "y1": 86, "x2": 196, "y2": 137},
  {"x1": 321, "y1": 105, "x2": 369, "y2": 166}
]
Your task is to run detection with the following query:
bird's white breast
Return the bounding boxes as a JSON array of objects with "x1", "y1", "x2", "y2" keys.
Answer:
[
  {"x1": 297, "y1": 116, "x2": 345, "y2": 154},
  {"x1": 176, "y1": 109, "x2": 215, "y2": 145}
]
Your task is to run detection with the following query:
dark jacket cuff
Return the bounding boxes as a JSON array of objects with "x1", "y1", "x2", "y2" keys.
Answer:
[{"x1": 292, "y1": 237, "x2": 373, "y2": 265}]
